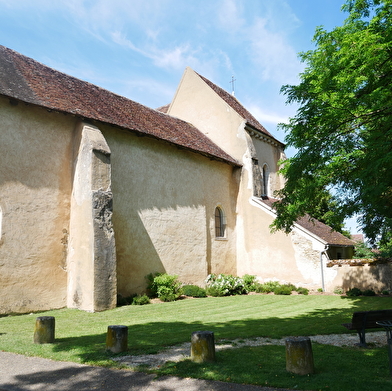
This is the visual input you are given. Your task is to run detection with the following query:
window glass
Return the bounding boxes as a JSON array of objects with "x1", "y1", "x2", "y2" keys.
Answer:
[{"x1": 215, "y1": 207, "x2": 226, "y2": 238}]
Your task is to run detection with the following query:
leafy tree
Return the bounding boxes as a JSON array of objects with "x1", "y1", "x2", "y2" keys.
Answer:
[
  {"x1": 272, "y1": 0, "x2": 392, "y2": 245},
  {"x1": 354, "y1": 240, "x2": 375, "y2": 258}
]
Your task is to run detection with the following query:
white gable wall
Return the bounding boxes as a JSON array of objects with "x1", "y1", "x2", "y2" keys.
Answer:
[{"x1": 169, "y1": 67, "x2": 247, "y2": 162}]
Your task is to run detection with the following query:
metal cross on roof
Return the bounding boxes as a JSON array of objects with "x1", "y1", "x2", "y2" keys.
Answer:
[{"x1": 230, "y1": 76, "x2": 236, "y2": 96}]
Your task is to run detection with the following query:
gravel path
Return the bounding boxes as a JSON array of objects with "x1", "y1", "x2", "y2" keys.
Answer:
[{"x1": 114, "y1": 331, "x2": 388, "y2": 369}]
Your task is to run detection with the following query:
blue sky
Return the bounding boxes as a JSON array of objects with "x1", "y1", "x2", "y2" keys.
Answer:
[{"x1": 0, "y1": 0, "x2": 359, "y2": 232}]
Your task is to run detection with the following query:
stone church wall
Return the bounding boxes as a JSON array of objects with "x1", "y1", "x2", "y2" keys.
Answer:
[
  {"x1": 0, "y1": 97, "x2": 72, "y2": 314},
  {"x1": 101, "y1": 125, "x2": 239, "y2": 296}
]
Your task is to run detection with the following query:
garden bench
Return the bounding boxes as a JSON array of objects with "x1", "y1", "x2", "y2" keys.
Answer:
[{"x1": 342, "y1": 309, "x2": 392, "y2": 347}]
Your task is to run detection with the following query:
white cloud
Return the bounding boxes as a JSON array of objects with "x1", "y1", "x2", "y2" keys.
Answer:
[
  {"x1": 248, "y1": 17, "x2": 302, "y2": 84},
  {"x1": 248, "y1": 104, "x2": 289, "y2": 126},
  {"x1": 217, "y1": 0, "x2": 246, "y2": 32}
]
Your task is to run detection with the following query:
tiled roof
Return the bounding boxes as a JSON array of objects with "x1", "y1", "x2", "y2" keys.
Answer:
[
  {"x1": 296, "y1": 216, "x2": 355, "y2": 246},
  {"x1": 0, "y1": 46, "x2": 239, "y2": 166},
  {"x1": 260, "y1": 197, "x2": 355, "y2": 246},
  {"x1": 156, "y1": 104, "x2": 170, "y2": 113},
  {"x1": 196, "y1": 72, "x2": 283, "y2": 145}
]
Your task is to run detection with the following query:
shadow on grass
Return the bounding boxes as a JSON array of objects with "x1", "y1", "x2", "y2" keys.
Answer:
[
  {"x1": 49, "y1": 295, "x2": 391, "y2": 364},
  {"x1": 2, "y1": 295, "x2": 392, "y2": 391},
  {"x1": 155, "y1": 344, "x2": 392, "y2": 391}
]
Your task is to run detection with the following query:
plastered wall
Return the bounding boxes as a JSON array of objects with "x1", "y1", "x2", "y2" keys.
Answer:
[
  {"x1": 326, "y1": 263, "x2": 392, "y2": 293},
  {"x1": 0, "y1": 97, "x2": 72, "y2": 314},
  {"x1": 102, "y1": 125, "x2": 240, "y2": 296}
]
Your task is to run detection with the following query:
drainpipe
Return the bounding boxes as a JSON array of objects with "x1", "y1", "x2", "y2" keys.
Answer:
[{"x1": 320, "y1": 245, "x2": 329, "y2": 292}]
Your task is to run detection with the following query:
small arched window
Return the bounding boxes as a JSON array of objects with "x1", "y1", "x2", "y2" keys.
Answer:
[
  {"x1": 215, "y1": 206, "x2": 226, "y2": 238},
  {"x1": 262, "y1": 164, "x2": 270, "y2": 197}
]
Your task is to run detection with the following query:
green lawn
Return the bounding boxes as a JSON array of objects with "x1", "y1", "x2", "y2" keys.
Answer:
[{"x1": 1, "y1": 294, "x2": 392, "y2": 390}]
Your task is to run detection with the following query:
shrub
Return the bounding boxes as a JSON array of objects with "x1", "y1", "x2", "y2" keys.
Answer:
[
  {"x1": 131, "y1": 294, "x2": 151, "y2": 305},
  {"x1": 205, "y1": 274, "x2": 246, "y2": 296},
  {"x1": 274, "y1": 285, "x2": 293, "y2": 295},
  {"x1": 146, "y1": 272, "x2": 160, "y2": 297},
  {"x1": 205, "y1": 286, "x2": 226, "y2": 297},
  {"x1": 146, "y1": 273, "x2": 182, "y2": 302},
  {"x1": 346, "y1": 287, "x2": 362, "y2": 297},
  {"x1": 362, "y1": 289, "x2": 376, "y2": 296},
  {"x1": 257, "y1": 281, "x2": 281, "y2": 293},
  {"x1": 117, "y1": 294, "x2": 135, "y2": 307},
  {"x1": 317, "y1": 288, "x2": 323, "y2": 293},
  {"x1": 382, "y1": 290, "x2": 390, "y2": 295},
  {"x1": 296, "y1": 287, "x2": 309, "y2": 295},
  {"x1": 182, "y1": 284, "x2": 207, "y2": 298},
  {"x1": 333, "y1": 287, "x2": 344, "y2": 295},
  {"x1": 242, "y1": 274, "x2": 258, "y2": 292},
  {"x1": 285, "y1": 283, "x2": 297, "y2": 292}
]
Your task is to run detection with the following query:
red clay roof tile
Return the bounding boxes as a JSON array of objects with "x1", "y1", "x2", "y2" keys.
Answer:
[
  {"x1": 260, "y1": 197, "x2": 355, "y2": 246},
  {"x1": 0, "y1": 45, "x2": 239, "y2": 166}
]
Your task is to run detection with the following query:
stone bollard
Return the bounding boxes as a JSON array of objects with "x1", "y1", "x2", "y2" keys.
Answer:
[
  {"x1": 191, "y1": 331, "x2": 216, "y2": 363},
  {"x1": 285, "y1": 336, "x2": 314, "y2": 375},
  {"x1": 106, "y1": 325, "x2": 128, "y2": 353},
  {"x1": 34, "y1": 316, "x2": 55, "y2": 344}
]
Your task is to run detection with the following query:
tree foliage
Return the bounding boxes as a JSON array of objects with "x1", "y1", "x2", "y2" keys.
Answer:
[{"x1": 273, "y1": 0, "x2": 392, "y2": 244}]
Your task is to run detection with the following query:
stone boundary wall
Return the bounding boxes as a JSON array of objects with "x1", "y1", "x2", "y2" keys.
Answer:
[{"x1": 325, "y1": 259, "x2": 392, "y2": 293}]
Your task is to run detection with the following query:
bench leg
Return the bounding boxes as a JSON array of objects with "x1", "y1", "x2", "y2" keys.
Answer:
[{"x1": 358, "y1": 330, "x2": 367, "y2": 347}]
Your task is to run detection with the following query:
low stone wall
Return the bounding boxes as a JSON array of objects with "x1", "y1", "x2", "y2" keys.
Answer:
[{"x1": 325, "y1": 259, "x2": 392, "y2": 293}]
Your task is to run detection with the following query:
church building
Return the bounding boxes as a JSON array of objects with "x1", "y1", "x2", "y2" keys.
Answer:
[{"x1": 0, "y1": 46, "x2": 354, "y2": 314}]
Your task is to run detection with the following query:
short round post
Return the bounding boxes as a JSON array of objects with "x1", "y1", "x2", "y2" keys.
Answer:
[
  {"x1": 191, "y1": 331, "x2": 215, "y2": 363},
  {"x1": 34, "y1": 316, "x2": 55, "y2": 344},
  {"x1": 285, "y1": 337, "x2": 314, "y2": 375},
  {"x1": 106, "y1": 325, "x2": 128, "y2": 353}
]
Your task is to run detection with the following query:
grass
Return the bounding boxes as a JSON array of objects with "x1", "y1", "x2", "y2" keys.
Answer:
[{"x1": 1, "y1": 294, "x2": 392, "y2": 390}]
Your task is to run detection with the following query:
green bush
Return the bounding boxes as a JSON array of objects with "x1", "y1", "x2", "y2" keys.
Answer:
[
  {"x1": 296, "y1": 287, "x2": 309, "y2": 295},
  {"x1": 182, "y1": 284, "x2": 207, "y2": 298},
  {"x1": 346, "y1": 287, "x2": 362, "y2": 297},
  {"x1": 146, "y1": 272, "x2": 182, "y2": 302},
  {"x1": 242, "y1": 274, "x2": 258, "y2": 292},
  {"x1": 205, "y1": 274, "x2": 246, "y2": 296},
  {"x1": 333, "y1": 287, "x2": 344, "y2": 295},
  {"x1": 117, "y1": 294, "x2": 136, "y2": 307},
  {"x1": 257, "y1": 281, "x2": 281, "y2": 293},
  {"x1": 205, "y1": 286, "x2": 226, "y2": 297},
  {"x1": 131, "y1": 294, "x2": 151, "y2": 305},
  {"x1": 382, "y1": 290, "x2": 390, "y2": 295},
  {"x1": 274, "y1": 285, "x2": 293, "y2": 295},
  {"x1": 146, "y1": 272, "x2": 160, "y2": 297},
  {"x1": 362, "y1": 289, "x2": 376, "y2": 296}
]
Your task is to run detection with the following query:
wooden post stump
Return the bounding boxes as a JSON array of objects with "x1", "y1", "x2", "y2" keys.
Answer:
[
  {"x1": 34, "y1": 316, "x2": 55, "y2": 344},
  {"x1": 106, "y1": 325, "x2": 128, "y2": 353},
  {"x1": 191, "y1": 331, "x2": 215, "y2": 363},
  {"x1": 285, "y1": 337, "x2": 314, "y2": 375}
]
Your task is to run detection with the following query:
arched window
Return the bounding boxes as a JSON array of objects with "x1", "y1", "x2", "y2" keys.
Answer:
[
  {"x1": 215, "y1": 206, "x2": 226, "y2": 238},
  {"x1": 262, "y1": 164, "x2": 270, "y2": 197}
]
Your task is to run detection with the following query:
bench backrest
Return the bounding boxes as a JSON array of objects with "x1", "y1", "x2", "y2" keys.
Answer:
[{"x1": 351, "y1": 310, "x2": 392, "y2": 329}]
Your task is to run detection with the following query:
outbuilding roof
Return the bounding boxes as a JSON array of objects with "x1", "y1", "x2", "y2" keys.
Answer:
[
  {"x1": 0, "y1": 45, "x2": 239, "y2": 166},
  {"x1": 260, "y1": 197, "x2": 355, "y2": 246}
]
